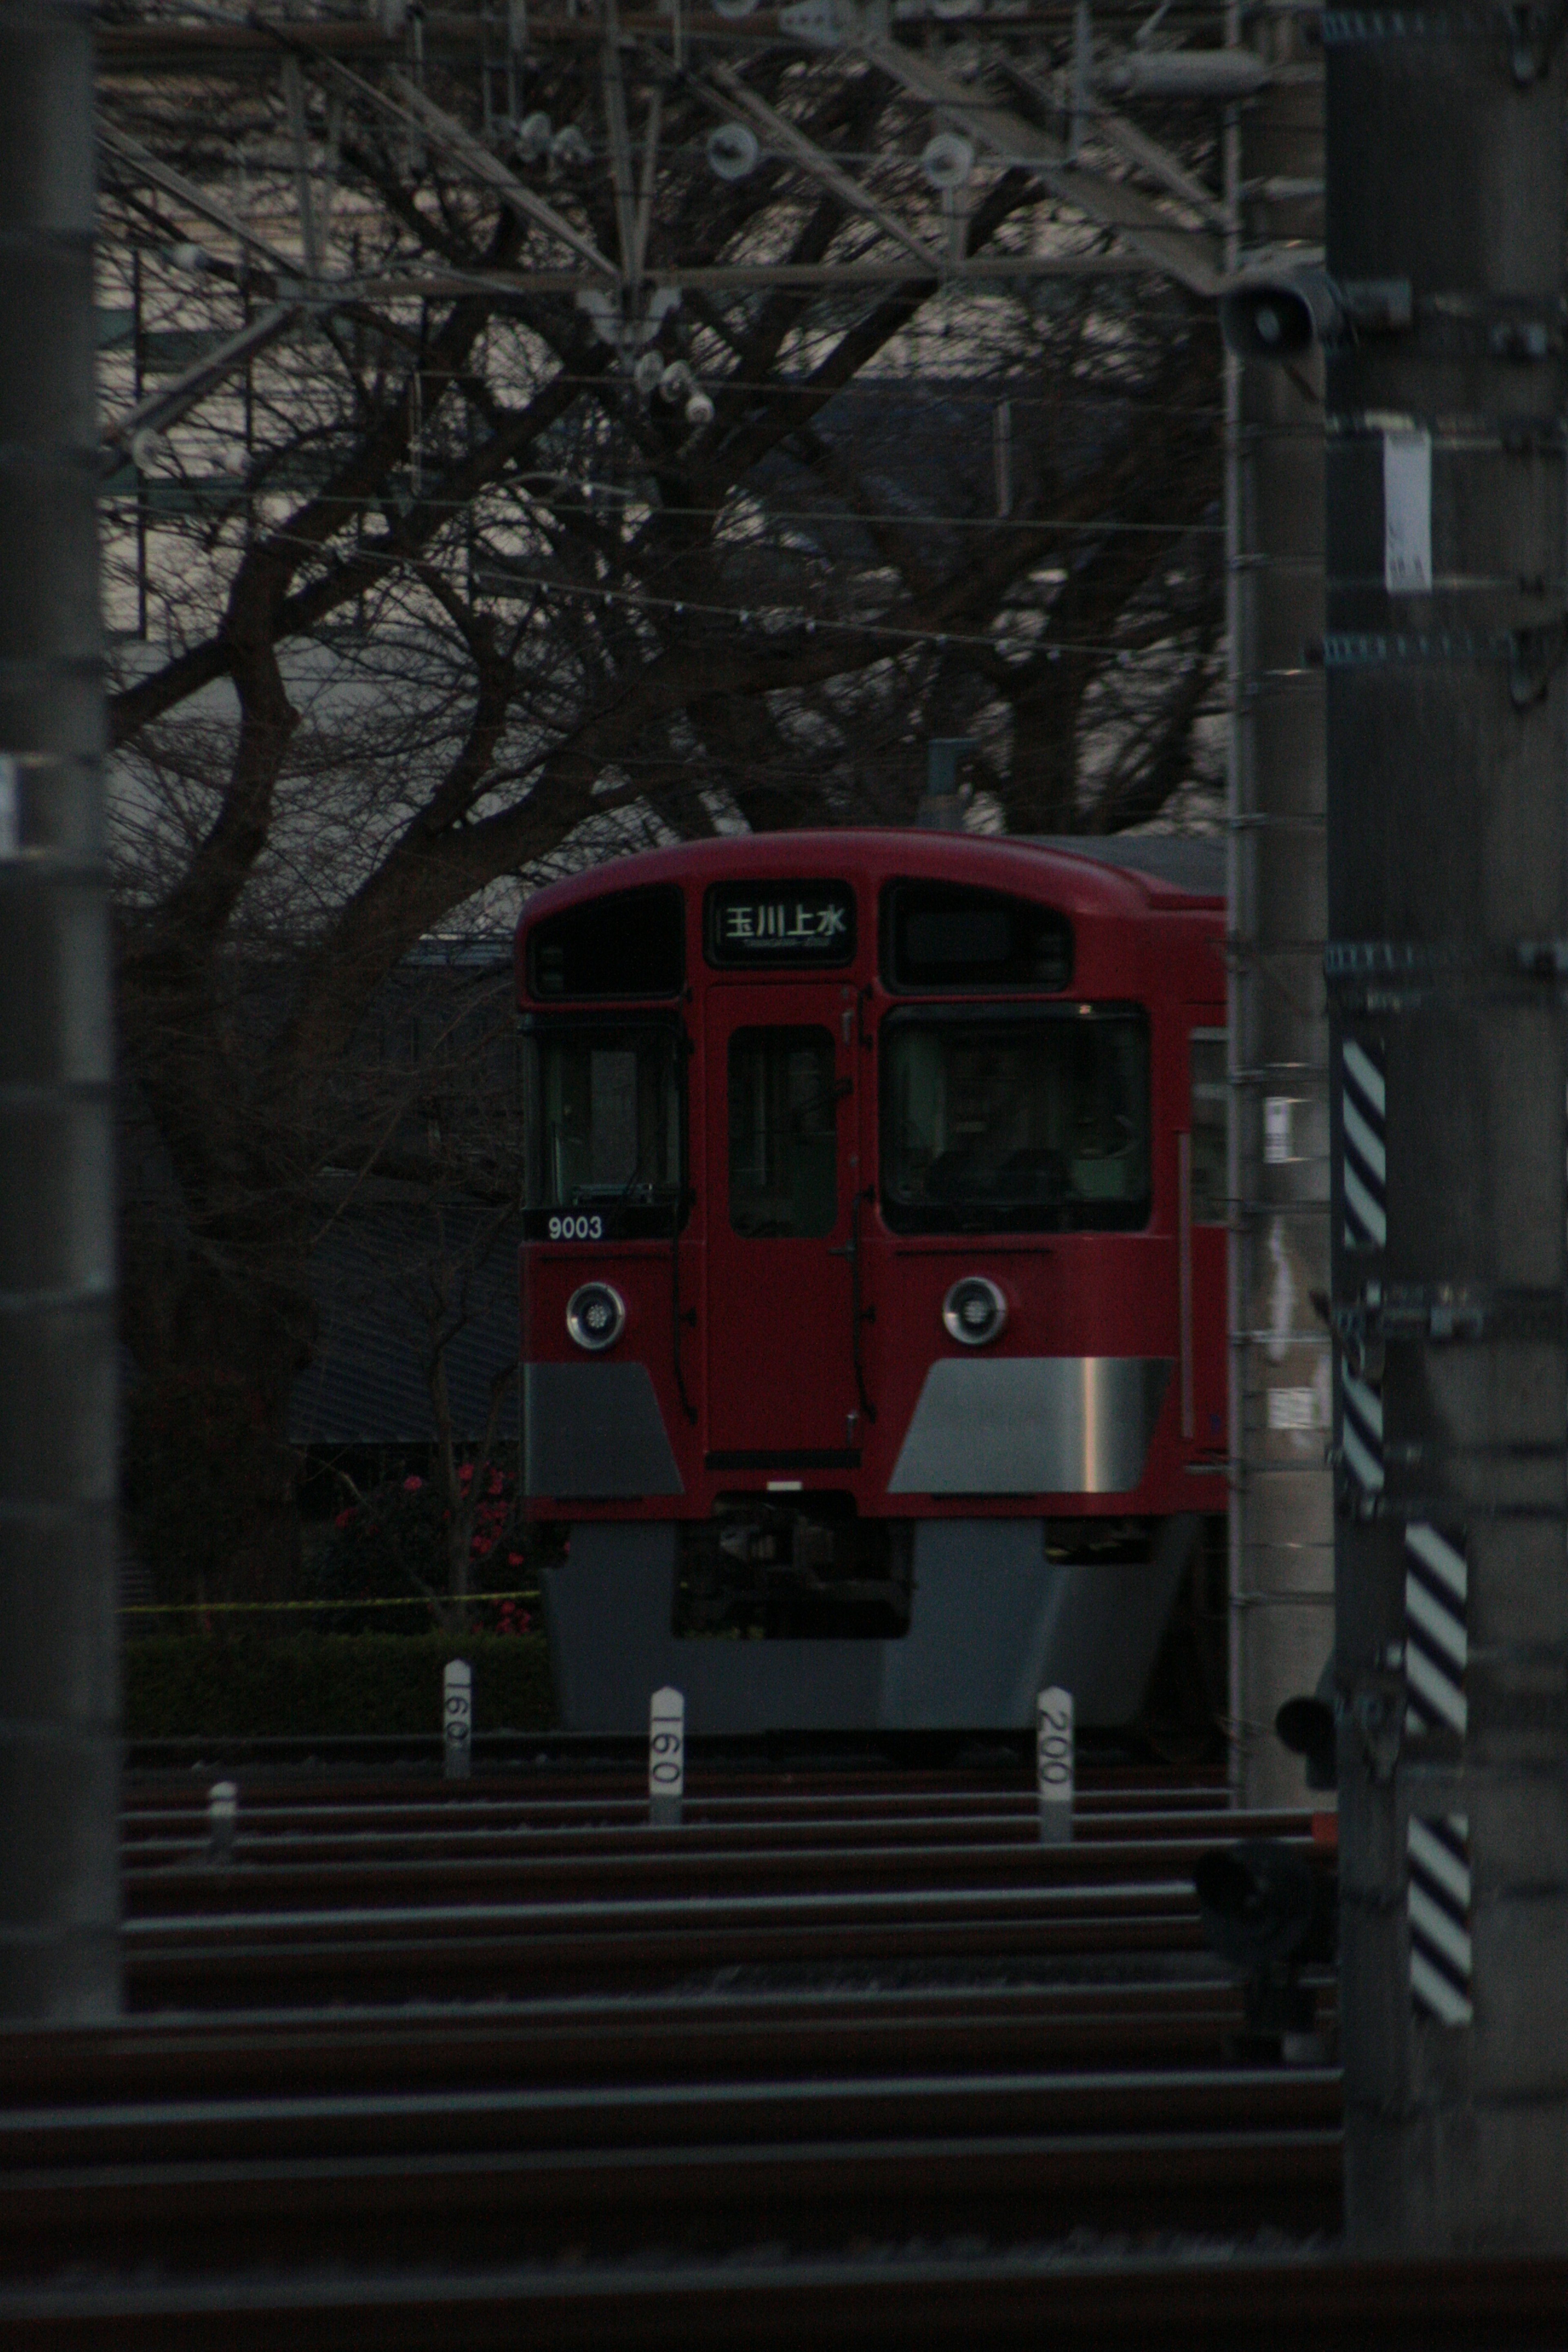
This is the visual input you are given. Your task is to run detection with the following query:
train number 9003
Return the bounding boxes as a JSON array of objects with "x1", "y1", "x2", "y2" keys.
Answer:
[{"x1": 547, "y1": 1214, "x2": 605, "y2": 1241}]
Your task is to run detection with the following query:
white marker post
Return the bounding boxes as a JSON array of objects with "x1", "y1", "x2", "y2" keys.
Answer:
[
  {"x1": 1037, "y1": 1686, "x2": 1074, "y2": 1844},
  {"x1": 207, "y1": 1780, "x2": 237, "y2": 1866},
  {"x1": 443, "y1": 1658, "x2": 473, "y2": 1780},
  {"x1": 649, "y1": 1685, "x2": 685, "y2": 1828}
]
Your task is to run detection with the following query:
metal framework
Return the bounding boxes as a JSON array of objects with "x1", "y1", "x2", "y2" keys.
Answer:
[{"x1": 93, "y1": 3, "x2": 1301, "y2": 314}]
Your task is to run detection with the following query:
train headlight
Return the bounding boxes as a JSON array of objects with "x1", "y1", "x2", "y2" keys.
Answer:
[
  {"x1": 566, "y1": 1281, "x2": 626, "y2": 1352},
  {"x1": 942, "y1": 1276, "x2": 1008, "y2": 1348}
]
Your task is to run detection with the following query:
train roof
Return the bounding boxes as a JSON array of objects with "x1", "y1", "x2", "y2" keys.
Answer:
[
  {"x1": 516, "y1": 829, "x2": 1224, "y2": 933},
  {"x1": 1025, "y1": 834, "x2": 1224, "y2": 898}
]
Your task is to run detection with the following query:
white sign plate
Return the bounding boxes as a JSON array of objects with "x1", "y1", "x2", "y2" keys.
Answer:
[
  {"x1": 1384, "y1": 429, "x2": 1432, "y2": 595},
  {"x1": 650, "y1": 1685, "x2": 685, "y2": 1825},
  {"x1": 1037, "y1": 1685, "x2": 1074, "y2": 1844},
  {"x1": 443, "y1": 1658, "x2": 472, "y2": 1780}
]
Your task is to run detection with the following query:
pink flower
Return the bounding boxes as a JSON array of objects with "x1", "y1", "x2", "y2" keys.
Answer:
[
  {"x1": 403, "y1": 1475, "x2": 423, "y2": 1492},
  {"x1": 471, "y1": 1536, "x2": 493, "y2": 1558},
  {"x1": 334, "y1": 1508, "x2": 356, "y2": 1530},
  {"x1": 506, "y1": 1552, "x2": 523, "y2": 1568}
]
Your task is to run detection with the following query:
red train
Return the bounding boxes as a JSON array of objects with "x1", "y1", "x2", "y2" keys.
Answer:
[{"x1": 516, "y1": 829, "x2": 1227, "y2": 1734}]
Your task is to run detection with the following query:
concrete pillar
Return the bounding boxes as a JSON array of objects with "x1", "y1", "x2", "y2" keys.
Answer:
[
  {"x1": 0, "y1": 0, "x2": 121, "y2": 2015},
  {"x1": 1226, "y1": 24, "x2": 1332, "y2": 1806},
  {"x1": 1326, "y1": 8, "x2": 1568, "y2": 2249}
]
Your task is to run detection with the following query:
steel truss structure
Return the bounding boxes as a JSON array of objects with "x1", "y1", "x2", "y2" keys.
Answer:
[{"x1": 94, "y1": 0, "x2": 1296, "y2": 443}]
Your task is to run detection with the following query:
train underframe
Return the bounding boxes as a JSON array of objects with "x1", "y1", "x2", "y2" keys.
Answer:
[{"x1": 540, "y1": 1504, "x2": 1218, "y2": 1736}]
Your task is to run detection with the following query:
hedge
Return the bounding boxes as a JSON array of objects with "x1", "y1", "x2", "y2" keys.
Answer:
[{"x1": 124, "y1": 1632, "x2": 555, "y2": 1740}]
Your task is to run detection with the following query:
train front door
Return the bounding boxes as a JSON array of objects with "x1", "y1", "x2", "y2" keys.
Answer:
[{"x1": 704, "y1": 983, "x2": 866, "y2": 1467}]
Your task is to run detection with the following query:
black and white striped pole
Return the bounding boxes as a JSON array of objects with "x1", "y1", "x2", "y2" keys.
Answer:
[
  {"x1": 1324, "y1": 3, "x2": 1568, "y2": 2251},
  {"x1": 1036, "y1": 1686, "x2": 1073, "y2": 1844}
]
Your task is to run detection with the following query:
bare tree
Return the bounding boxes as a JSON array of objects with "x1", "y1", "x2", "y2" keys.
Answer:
[{"x1": 101, "y1": 16, "x2": 1225, "y2": 1591}]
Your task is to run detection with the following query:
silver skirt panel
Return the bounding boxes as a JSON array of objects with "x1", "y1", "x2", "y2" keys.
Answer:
[
  {"x1": 887, "y1": 1355, "x2": 1172, "y2": 1495},
  {"x1": 524, "y1": 1361, "x2": 684, "y2": 1497},
  {"x1": 543, "y1": 1515, "x2": 1199, "y2": 1732}
]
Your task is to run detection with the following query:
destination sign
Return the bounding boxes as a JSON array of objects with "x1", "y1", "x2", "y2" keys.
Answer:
[{"x1": 705, "y1": 880, "x2": 856, "y2": 968}]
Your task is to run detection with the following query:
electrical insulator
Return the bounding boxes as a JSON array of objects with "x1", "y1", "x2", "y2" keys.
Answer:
[
  {"x1": 706, "y1": 123, "x2": 760, "y2": 180},
  {"x1": 517, "y1": 110, "x2": 553, "y2": 162},
  {"x1": 920, "y1": 131, "x2": 975, "y2": 190}
]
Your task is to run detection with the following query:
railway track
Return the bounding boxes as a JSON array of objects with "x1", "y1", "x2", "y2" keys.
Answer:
[
  {"x1": 119, "y1": 1781, "x2": 1321, "y2": 2005},
  {"x1": 0, "y1": 2064, "x2": 1340, "y2": 2275},
  {"x1": 125, "y1": 1886, "x2": 1207, "y2": 2005},
  {"x1": 0, "y1": 2250, "x2": 1559, "y2": 2352},
  {"x1": 0, "y1": 1762, "x2": 1350, "y2": 2336}
]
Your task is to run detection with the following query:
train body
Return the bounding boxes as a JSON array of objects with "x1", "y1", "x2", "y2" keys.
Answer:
[{"x1": 516, "y1": 828, "x2": 1227, "y2": 1735}]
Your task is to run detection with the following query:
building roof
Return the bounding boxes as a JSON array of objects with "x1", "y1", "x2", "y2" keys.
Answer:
[{"x1": 289, "y1": 1201, "x2": 519, "y2": 1446}]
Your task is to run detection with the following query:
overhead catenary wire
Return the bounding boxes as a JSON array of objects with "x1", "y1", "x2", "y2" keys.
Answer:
[
  {"x1": 105, "y1": 524, "x2": 1223, "y2": 661},
  {"x1": 103, "y1": 474, "x2": 1225, "y2": 534}
]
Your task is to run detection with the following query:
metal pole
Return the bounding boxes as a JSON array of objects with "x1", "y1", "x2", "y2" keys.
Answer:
[
  {"x1": 1226, "y1": 18, "x2": 1332, "y2": 1806},
  {"x1": 1326, "y1": 12, "x2": 1567, "y2": 2248},
  {"x1": 0, "y1": 0, "x2": 121, "y2": 2016}
]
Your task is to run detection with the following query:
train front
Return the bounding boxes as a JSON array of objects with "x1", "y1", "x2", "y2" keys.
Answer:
[{"x1": 517, "y1": 833, "x2": 1227, "y2": 1735}]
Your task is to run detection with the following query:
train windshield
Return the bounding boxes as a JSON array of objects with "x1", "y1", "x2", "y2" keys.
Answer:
[
  {"x1": 525, "y1": 1022, "x2": 684, "y2": 1234},
  {"x1": 880, "y1": 1008, "x2": 1150, "y2": 1232}
]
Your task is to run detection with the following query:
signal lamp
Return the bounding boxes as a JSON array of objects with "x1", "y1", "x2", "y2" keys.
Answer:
[
  {"x1": 1276, "y1": 1694, "x2": 1338, "y2": 1790},
  {"x1": 1218, "y1": 269, "x2": 1341, "y2": 360}
]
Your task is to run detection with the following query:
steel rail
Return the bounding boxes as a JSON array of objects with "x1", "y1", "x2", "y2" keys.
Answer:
[
  {"x1": 119, "y1": 1804, "x2": 1302, "y2": 1857},
  {"x1": 0, "y1": 1983, "x2": 1262, "y2": 2103},
  {"x1": 3, "y1": 2250, "x2": 1564, "y2": 2352},
  {"x1": 0, "y1": 2067, "x2": 1340, "y2": 2168},
  {"x1": 121, "y1": 1764, "x2": 1229, "y2": 1804},
  {"x1": 121, "y1": 1747, "x2": 1229, "y2": 1794},
  {"x1": 119, "y1": 1837, "x2": 1305, "y2": 1917},
  {"x1": 126, "y1": 1875, "x2": 1203, "y2": 1937},
  {"x1": 0, "y1": 2126, "x2": 1342, "y2": 2279},
  {"x1": 123, "y1": 1944, "x2": 1208, "y2": 2009},
  {"x1": 124, "y1": 1918, "x2": 1210, "y2": 2008},
  {"x1": 113, "y1": 1884, "x2": 1233, "y2": 1938}
]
